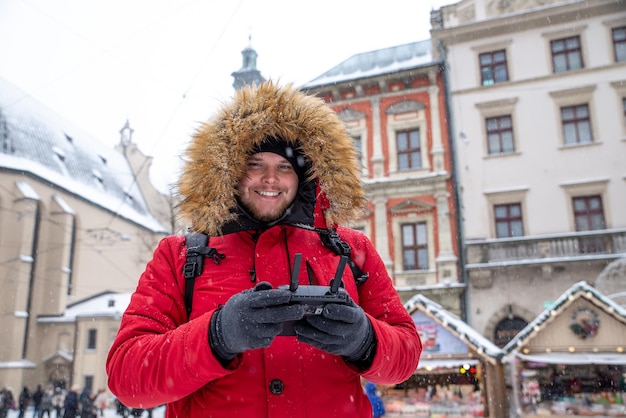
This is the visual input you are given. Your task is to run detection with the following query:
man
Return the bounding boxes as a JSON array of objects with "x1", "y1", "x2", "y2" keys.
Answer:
[
  {"x1": 106, "y1": 81, "x2": 422, "y2": 417},
  {"x1": 50, "y1": 388, "x2": 65, "y2": 418},
  {"x1": 62, "y1": 385, "x2": 80, "y2": 418},
  {"x1": 17, "y1": 387, "x2": 30, "y2": 418},
  {"x1": 31, "y1": 385, "x2": 43, "y2": 418}
]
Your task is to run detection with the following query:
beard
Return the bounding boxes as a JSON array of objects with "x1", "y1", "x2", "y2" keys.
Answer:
[{"x1": 240, "y1": 199, "x2": 291, "y2": 223}]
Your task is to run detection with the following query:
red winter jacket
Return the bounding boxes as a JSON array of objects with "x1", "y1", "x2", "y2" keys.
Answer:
[
  {"x1": 107, "y1": 226, "x2": 421, "y2": 417},
  {"x1": 107, "y1": 82, "x2": 422, "y2": 417}
]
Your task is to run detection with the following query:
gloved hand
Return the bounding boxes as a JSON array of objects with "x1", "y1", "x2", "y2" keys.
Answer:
[
  {"x1": 210, "y1": 282, "x2": 305, "y2": 362},
  {"x1": 294, "y1": 296, "x2": 376, "y2": 362}
]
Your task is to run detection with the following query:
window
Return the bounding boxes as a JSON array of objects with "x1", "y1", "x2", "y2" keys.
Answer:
[
  {"x1": 561, "y1": 104, "x2": 593, "y2": 145},
  {"x1": 479, "y1": 50, "x2": 508, "y2": 85},
  {"x1": 352, "y1": 135, "x2": 363, "y2": 173},
  {"x1": 87, "y1": 329, "x2": 97, "y2": 350},
  {"x1": 396, "y1": 129, "x2": 421, "y2": 171},
  {"x1": 352, "y1": 135, "x2": 362, "y2": 160},
  {"x1": 551, "y1": 36, "x2": 583, "y2": 73},
  {"x1": 84, "y1": 375, "x2": 94, "y2": 392},
  {"x1": 401, "y1": 223, "x2": 428, "y2": 270},
  {"x1": 613, "y1": 26, "x2": 626, "y2": 62},
  {"x1": 573, "y1": 195, "x2": 606, "y2": 253},
  {"x1": 573, "y1": 195, "x2": 605, "y2": 231},
  {"x1": 486, "y1": 115, "x2": 514, "y2": 154},
  {"x1": 494, "y1": 203, "x2": 523, "y2": 238}
]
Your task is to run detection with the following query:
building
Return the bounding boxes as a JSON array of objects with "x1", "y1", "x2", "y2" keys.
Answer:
[
  {"x1": 502, "y1": 281, "x2": 626, "y2": 416},
  {"x1": 231, "y1": 35, "x2": 266, "y2": 90},
  {"x1": 430, "y1": 0, "x2": 626, "y2": 346},
  {"x1": 0, "y1": 77, "x2": 169, "y2": 391},
  {"x1": 301, "y1": 40, "x2": 463, "y2": 315},
  {"x1": 401, "y1": 294, "x2": 507, "y2": 417}
]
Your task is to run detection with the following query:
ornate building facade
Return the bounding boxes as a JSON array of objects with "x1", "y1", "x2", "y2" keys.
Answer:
[
  {"x1": 430, "y1": 0, "x2": 626, "y2": 346},
  {"x1": 302, "y1": 40, "x2": 463, "y2": 316}
]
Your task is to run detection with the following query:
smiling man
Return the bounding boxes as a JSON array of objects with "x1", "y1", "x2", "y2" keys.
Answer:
[
  {"x1": 237, "y1": 140, "x2": 303, "y2": 223},
  {"x1": 106, "y1": 81, "x2": 422, "y2": 418}
]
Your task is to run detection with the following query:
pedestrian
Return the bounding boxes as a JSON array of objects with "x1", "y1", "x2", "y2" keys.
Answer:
[
  {"x1": 31, "y1": 385, "x2": 43, "y2": 418},
  {"x1": 80, "y1": 391, "x2": 96, "y2": 418},
  {"x1": 113, "y1": 397, "x2": 129, "y2": 418},
  {"x1": 78, "y1": 387, "x2": 91, "y2": 418},
  {"x1": 39, "y1": 386, "x2": 53, "y2": 418},
  {"x1": 50, "y1": 388, "x2": 65, "y2": 418},
  {"x1": 94, "y1": 389, "x2": 108, "y2": 417},
  {"x1": 0, "y1": 387, "x2": 15, "y2": 418},
  {"x1": 365, "y1": 382, "x2": 386, "y2": 418},
  {"x1": 17, "y1": 386, "x2": 30, "y2": 418},
  {"x1": 62, "y1": 385, "x2": 79, "y2": 418},
  {"x1": 106, "y1": 81, "x2": 422, "y2": 417}
]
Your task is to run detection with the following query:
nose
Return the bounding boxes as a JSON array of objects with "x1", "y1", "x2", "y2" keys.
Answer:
[{"x1": 261, "y1": 167, "x2": 279, "y2": 183}]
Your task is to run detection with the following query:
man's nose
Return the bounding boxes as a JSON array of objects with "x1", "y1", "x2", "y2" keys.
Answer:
[{"x1": 262, "y1": 167, "x2": 279, "y2": 183}]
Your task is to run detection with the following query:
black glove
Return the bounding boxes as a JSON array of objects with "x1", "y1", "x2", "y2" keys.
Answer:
[
  {"x1": 294, "y1": 296, "x2": 376, "y2": 363},
  {"x1": 210, "y1": 282, "x2": 305, "y2": 362}
]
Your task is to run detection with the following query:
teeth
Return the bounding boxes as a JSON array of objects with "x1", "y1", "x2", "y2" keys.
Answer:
[{"x1": 258, "y1": 191, "x2": 280, "y2": 197}]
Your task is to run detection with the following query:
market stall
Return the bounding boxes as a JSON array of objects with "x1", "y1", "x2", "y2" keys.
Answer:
[
  {"x1": 379, "y1": 294, "x2": 506, "y2": 417},
  {"x1": 503, "y1": 281, "x2": 626, "y2": 417}
]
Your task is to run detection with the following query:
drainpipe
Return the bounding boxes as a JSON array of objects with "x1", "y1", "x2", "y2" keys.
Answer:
[
  {"x1": 23, "y1": 203, "x2": 41, "y2": 358},
  {"x1": 67, "y1": 216, "x2": 77, "y2": 295},
  {"x1": 438, "y1": 40, "x2": 469, "y2": 322}
]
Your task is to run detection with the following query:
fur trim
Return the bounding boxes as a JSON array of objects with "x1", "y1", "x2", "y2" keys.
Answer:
[{"x1": 176, "y1": 81, "x2": 365, "y2": 235}]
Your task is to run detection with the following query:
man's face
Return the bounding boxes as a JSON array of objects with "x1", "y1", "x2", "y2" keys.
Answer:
[{"x1": 237, "y1": 152, "x2": 299, "y2": 222}]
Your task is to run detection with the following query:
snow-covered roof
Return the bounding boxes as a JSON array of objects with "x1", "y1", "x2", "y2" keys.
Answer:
[
  {"x1": 302, "y1": 40, "x2": 435, "y2": 89},
  {"x1": 0, "y1": 77, "x2": 167, "y2": 233},
  {"x1": 502, "y1": 280, "x2": 626, "y2": 355},
  {"x1": 37, "y1": 291, "x2": 131, "y2": 323},
  {"x1": 405, "y1": 293, "x2": 503, "y2": 362}
]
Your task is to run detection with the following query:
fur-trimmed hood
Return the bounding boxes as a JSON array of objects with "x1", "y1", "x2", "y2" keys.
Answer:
[{"x1": 176, "y1": 81, "x2": 365, "y2": 235}]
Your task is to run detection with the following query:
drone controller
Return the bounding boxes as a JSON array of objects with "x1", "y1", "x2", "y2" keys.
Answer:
[{"x1": 278, "y1": 253, "x2": 350, "y2": 336}]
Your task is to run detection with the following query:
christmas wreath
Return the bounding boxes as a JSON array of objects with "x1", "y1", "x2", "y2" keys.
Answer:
[{"x1": 569, "y1": 308, "x2": 600, "y2": 339}]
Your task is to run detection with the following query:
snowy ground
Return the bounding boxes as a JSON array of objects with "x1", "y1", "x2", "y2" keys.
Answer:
[{"x1": 6, "y1": 405, "x2": 167, "y2": 418}]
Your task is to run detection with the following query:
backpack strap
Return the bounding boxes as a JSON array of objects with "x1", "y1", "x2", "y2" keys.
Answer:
[
  {"x1": 182, "y1": 227, "x2": 367, "y2": 317},
  {"x1": 318, "y1": 229, "x2": 369, "y2": 286},
  {"x1": 183, "y1": 230, "x2": 224, "y2": 317}
]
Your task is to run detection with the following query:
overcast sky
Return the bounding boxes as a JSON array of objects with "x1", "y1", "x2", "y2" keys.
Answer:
[{"x1": 0, "y1": 0, "x2": 455, "y2": 192}]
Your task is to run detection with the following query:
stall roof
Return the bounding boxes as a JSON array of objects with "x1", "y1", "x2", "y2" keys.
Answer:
[
  {"x1": 502, "y1": 281, "x2": 626, "y2": 356},
  {"x1": 405, "y1": 294, "x2": 503, "y2": 362},
  {"x1": 515, "y1": 352, "x2": 626, "y2": 365},
  {"x1": 417, "y1": 358, "x2": 479, "y2": 374}
]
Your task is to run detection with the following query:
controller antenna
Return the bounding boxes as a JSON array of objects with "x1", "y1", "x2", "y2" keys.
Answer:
[
  {"x1": 290, "y1": 253, "x2": 302, "y2": 291},
  {"x1": 330, "y1": 256, "x2": 348, "y2": 293}
]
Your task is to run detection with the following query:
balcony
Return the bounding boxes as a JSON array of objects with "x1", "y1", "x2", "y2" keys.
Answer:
[{"x1": 465, "y1": 228, "x2": 626, "y2": 269}]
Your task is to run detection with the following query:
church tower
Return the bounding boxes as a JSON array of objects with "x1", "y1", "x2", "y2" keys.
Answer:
[{"x1": 231, "y1": 35, "x2": 265, "y2": 90}]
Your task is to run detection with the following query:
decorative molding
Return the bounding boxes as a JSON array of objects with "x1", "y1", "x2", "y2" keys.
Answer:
[
  {"x1": 389, "y1": 198, "x2": 435, "y2": 214},
  {"x1": 337, "y1": 108, "x2": 366, "y2": 121},
  {"x1": 549, "y1": 85, "x2": 596, "y2": 99},
  {"x1": 385, "y1": 100, "x2": 426, "y2": 115},
  {"x1": 475, "y1": 97, "x2": 519, "y2": 110}
]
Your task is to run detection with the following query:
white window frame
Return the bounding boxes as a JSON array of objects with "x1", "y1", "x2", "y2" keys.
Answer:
[
  {"x1": 475, "y1": 98, "x2": 520, "y2": 158},
  {"x1": 549, "y1": 85, "x2": 598, "y2": 148},
  {"x1": 386, "y1": 105, "x2": 429, "y2": 176}
]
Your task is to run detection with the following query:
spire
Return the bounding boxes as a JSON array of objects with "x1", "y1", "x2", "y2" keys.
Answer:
[
  {"x1": 119, "y1": 119, "x2": 134, "y2": 147},
  {"x1": 231, "y1": 34, "x2": 265, "y2": 90}
]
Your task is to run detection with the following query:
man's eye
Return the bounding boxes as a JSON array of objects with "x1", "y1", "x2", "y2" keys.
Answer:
[{"x1": 278, "y1": 164, "x2": 293, "y2": 170}]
